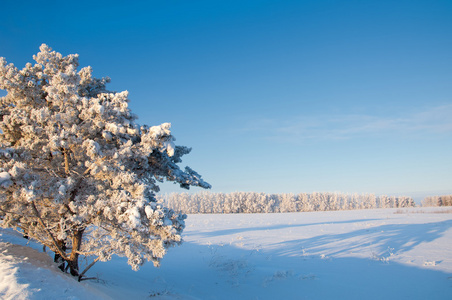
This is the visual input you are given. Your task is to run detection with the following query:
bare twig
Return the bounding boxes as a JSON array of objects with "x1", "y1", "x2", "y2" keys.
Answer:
[
  {"x1": 63, "y1": 148, "x2": 71, "y2": 176},
  {"x1": 78, "y1": 257, "x2": 100, "y2": 282},
  {"x1": 78, "y1": 277, "x2": 98, "y2": 282}
]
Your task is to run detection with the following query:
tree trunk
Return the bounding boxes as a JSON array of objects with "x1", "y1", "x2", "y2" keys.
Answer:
[
  {"x1": 54, "y1": 240, "x2": 67, "y2": 272},
  {"x1": 67, "y1": 229, "x2": 84, "y2": 276}
]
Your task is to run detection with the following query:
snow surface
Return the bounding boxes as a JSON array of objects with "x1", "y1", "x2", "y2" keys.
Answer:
[
  {"x1": 1, "y1": 207, "x2": 451, "y2": 299},
  {"x1": 0, "y1": 172, "x2": 11, "y2": 188}
]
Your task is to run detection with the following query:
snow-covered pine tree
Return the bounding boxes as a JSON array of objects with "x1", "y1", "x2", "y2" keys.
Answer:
[{"x1": 0, "y1": 44, "x2": 210, "y2": 280}]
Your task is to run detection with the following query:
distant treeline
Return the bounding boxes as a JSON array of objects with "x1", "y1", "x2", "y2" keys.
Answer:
[
  {"x1": 158, "y1": 192, "x2": 415, "y2": 214},
  {"x1": 422, "y1": 195, "x2": 452, "y2": 207}
]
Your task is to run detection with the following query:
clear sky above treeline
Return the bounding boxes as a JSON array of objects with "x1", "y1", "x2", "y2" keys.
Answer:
[{"x1": 1, "y1": 0, "x2": 451, "y2": 201}]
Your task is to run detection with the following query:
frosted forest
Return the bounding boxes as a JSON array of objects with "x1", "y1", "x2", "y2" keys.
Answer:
[{"x1": 159, "y1": 191, "x2": 416, "y2": 214}]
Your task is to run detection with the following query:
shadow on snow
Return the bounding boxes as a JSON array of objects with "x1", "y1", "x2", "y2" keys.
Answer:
[
  {"x1": 271, "y1": 219, "x2": 452, "y2": 257},
  {"x1": 88, "y1": 219, "x2": 452, "y2": 300},
  {"x1": 195, "y1": 218, "x2": 384, "y2": 238}
]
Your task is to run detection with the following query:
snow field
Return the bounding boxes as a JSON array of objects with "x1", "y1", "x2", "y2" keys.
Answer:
[{"x1": 1, "y1": 207, "x2": 452, "y2": 299}]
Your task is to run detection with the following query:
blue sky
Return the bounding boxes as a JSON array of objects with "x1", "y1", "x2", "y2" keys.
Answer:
[{"x1": 1, "y1": 0, "x2": 451, "y2": 200}]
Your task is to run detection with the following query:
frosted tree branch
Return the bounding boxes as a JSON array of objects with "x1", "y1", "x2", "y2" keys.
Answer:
[{"x1": 0, "y1": 44, "x2": 210, "y2": 278}]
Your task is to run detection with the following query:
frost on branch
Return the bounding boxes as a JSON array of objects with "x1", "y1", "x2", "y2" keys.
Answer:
[{"x1": 0, "y1": 44, "x2": 210, "y2": 278}]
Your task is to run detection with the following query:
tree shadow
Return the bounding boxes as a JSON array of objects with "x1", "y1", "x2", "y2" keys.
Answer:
[
  {"x1": 270, "y1": 219, "x2": 452, "y2": 258},
  {"x1": 196, "y1": 218, "x2": 383, "y2": 238}
]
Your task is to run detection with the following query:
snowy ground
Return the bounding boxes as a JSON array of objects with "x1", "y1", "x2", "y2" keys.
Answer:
[{"x1": 1, "y1": 207, "x2": 452, "y2": 299}]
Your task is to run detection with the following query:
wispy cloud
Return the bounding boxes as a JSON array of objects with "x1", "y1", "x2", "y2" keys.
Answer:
[{"x1": 242, "y1": 104, "x2": 452, "y2": 142}]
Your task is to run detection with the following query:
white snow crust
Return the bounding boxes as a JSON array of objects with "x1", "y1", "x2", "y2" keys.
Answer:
[
  {"x1": 1, "y1": 207, "x2": 451, "y2": 299},
  {"x1": 0, "y1": 172, "x2": 11, "y2": 188}
]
